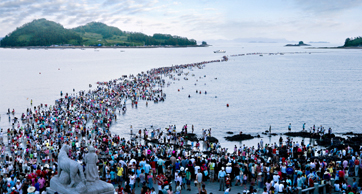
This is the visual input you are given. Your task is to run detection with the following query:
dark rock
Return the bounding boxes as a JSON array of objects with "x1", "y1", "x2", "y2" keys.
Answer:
[
  {"x1": 284, "y1": 131, "x2": 325, "y2": 138},
  {"x1": 226, "y1": 131, "x2": 234, "y2": 134},
  {"x1": 207, "y1": 136, "x2": 219, "y2": 143},
  {"x1": 145, "y1": 139, "x2": 160, "y2": 144},
  {"x1": 343, "y1": 132, "x2": 354, "y2": 135},
  {"x1": 342, "y1": 132, "x2": 362, "y2": 136},
  {"x1": 184, "y1": 133, "x2": 198, "y2": 141},
  {"x1": 224, "y1": 134, "x2": 254, "y2": 141}
]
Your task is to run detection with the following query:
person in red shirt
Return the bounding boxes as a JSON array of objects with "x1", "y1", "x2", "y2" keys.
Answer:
[
  {"x1": 355, "y1": 159, "x2": 360, "y2": 177},
  {"x1": 35, "y1": 167, "x2": 42, "y2": 177},
  {"x1": 309, "y1": 176, "x2": 314, "y2": 187},
  {"x1": 150, "y1": 160, "x2": 156, "y2": 174},
  {"x1": 156, "y1": 172, "x2": 166, "y2": 191},
  {"x1": 338, "y1": 168, "x2": 345, "y2": 179}
]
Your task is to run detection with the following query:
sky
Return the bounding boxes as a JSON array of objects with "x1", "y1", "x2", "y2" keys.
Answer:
[{"x1": 0, "y1": 0, "x2": 361, "y2": 44}]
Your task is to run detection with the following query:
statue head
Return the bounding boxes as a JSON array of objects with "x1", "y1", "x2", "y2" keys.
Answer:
[
  {"x1": 60, "y1": 144, "x2": 71, "y2": 153},
  {"x1": 88, "y1": 146, "x2": 95, "y2": 153}
]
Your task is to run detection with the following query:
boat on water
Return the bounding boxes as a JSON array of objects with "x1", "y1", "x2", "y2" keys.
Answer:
[{"x1": 214, "y1": 50, "x2": 226, "y2": 53}]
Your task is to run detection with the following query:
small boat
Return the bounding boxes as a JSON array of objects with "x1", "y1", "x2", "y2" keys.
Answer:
[{"x1": 214, "y1": 50, "x2": 226, "y2": 53}]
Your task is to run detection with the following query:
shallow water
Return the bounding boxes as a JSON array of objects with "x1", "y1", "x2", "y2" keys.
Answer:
[{"x1": 1, "y1": 44, "x2": 361, "y2": 150}]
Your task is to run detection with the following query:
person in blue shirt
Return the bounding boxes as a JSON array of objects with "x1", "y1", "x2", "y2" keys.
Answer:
[
  {"x1": 34, "y1": 178, "x2": 40, "y2": 192},
  {"x1": 219, "y1": 167, "x2": 226, "y2": 191},
  {"x1": 110, "y1": 168, "x2": 116, "y2": 184},
  {"x1": 136, "y1": 166, "x2": 141, "y2": 187},
  {"x1": 9, "y1": 177, "x2": 15, "y2": 188},
  {"x1": 352, "y1": 178, "x2": 358, "y2": 190},
  {"x1": 144, "y1": 162, "x2": 151, "y2": 174},
  {"x1": 175, "y1": 160, "x2": 180, "y2": 171},
  {"x1": 139, "y1": 158, "x2": 146, "y2": 170}
]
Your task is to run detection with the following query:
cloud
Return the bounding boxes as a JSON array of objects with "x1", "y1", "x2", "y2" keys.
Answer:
[
  {"x1": 0, "y1": 0, "x2": 361, "y2": 44},
  {"x1": 0, "y1": 0, "x2": 165, "y2": 36},
  {"x1": 293, "y1": 0, "x2": 362, "y2": 15}
]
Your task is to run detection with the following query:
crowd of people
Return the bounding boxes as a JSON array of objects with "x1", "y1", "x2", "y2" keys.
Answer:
[
  {"x1": 0, "y1": 59, "x2": 224, "y2": 194},
  {"x1": 1, "y1": 56, "x2": 362, "y2": 194}
]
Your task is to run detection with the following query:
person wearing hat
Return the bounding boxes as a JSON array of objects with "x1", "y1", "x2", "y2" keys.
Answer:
[
  {"x1": 273, "y1": 171, "x2": 280, "y2": 184},
  {"x1": 15, "y1": 180, "x2": 22, "y2": 193},
  {"x1": 219, "y1": 167, "x2": 226, "y2": 191},
  {"x1": 27, "y1": 186, "x2": 36, "y2": 194}
]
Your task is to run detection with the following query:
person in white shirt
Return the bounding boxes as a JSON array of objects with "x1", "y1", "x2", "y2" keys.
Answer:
[
  {"x1": 273, "y1": 172, "x2": 280, "y2": 183},
  {"x1": 278, "y1": 182, "x2": 284, "y2": 193},
  {"x1": 274, "y1": 182, "x2": 279, "y2": 193},
  {"x1": 334, "y1": 181, "x2": 341, "y2": 191},
  {"x1": 129, "y1": 172, "x2": 136, "y2": 191},
  {"x1": 226, "y1": 163, "x2": 232, "y2": 174},
  {"x1": 194, "y1": 166, "x2": 200, "y2": 175}
]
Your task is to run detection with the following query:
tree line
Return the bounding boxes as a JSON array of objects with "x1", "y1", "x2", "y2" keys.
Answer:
[
  {"x1": 344, "y1": 37, "x2": 362, "y2": 47},
  {"x1": 0, "y1": 19, "x2": 82, "y2": 47},
  {"x1": 127, "y1": 33, "x2": 197, "y2": 46},
  {"x1": 0, "y1": 19, "x2": 198, "y2": 47}
]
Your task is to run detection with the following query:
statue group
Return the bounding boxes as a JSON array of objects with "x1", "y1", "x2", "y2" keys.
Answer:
[{"x1": 47, "y1": 145, "x2": 115, "y2": 194}]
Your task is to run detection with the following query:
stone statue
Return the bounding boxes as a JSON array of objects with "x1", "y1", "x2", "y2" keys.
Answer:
[
  {"x1": 47, "y1": 144, "x2": 115, "y2": 194},
  {"x1": 84, "y1": 146, "x2": 99, "y2": 182},
  {"x1": 57, "y1": 144, "x2": 86, "y2": 188}
]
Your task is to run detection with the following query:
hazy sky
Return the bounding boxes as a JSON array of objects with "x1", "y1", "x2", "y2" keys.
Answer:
[{"x1": 1, "y1": 0, "x2": 361, "y2": 44}]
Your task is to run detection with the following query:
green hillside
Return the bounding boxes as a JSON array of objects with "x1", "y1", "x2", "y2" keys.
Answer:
[
  {"x1": 344, "y1": 37, "x2": 362, "y2": 47},
  {"x1": 72, "y1": 22, "x2": 196, "y2": 46},
  {"x1": 0, "y1": 19, "x2": 82, "y2": 46},
  {"x1": 0, "y1": 19, "x2": 198, "y2": 47}
]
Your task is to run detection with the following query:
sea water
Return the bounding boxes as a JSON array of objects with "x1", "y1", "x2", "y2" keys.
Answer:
[{"x1": 1, "y1": 44, "x2": 361, "y2": 150}]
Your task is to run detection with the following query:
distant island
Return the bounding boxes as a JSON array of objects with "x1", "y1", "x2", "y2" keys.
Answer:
[
  {"x1": 285, "y1": 41, "x2": 311, "y2": 47},
  {"x1": 0, "y1": 19, "x2": 207, "y2": 47},
  {"x1": 344, "y1": 37, "x2": 362, "y2": 47},
  {"x1": 308, "y1": 37, "x2": 362, "y2": 49}
]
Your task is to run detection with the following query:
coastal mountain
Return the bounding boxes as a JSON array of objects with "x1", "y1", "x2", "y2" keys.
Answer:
[
  {"x1": 71, "y1": 22, "x2": 126, "y2": 46},
  {"x1": 0, "y1": 19, "x2": 82, "y2": 47},
  {"x1": 344, "y1": 37, "x2": 362, "y2": 47},
  {"x1": 0, "y1": 19, "x2": 198, "y2": 47}
]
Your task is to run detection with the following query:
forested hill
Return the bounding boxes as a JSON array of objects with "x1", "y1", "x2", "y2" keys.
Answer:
[
  {"x1": 0, "y1": 19, "x2": 82, "y2": 47},
  {"x1": 0, "y1": 19, "x2": 198, "y2": 47},
  {"x1": 344, "y1": 37, "x2": 362, "y2": 47}
]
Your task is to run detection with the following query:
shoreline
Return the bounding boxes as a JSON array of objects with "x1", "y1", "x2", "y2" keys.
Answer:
[
  {"x1": 307, "y1": 46, "x2": 362, "y2": 49},
  {"x1": 0, "y1": 45, "x2": 210, "y2": 49}
]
